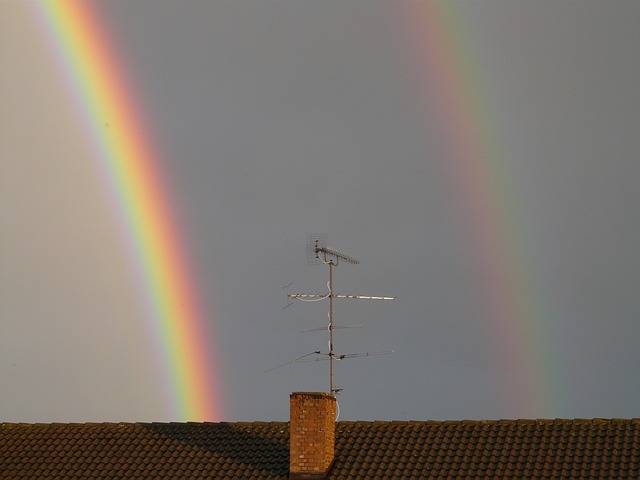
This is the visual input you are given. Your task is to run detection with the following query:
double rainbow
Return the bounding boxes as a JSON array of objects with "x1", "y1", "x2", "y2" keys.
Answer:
[
  {"x1": 30, "y1": 0, "x2": 560, "y2": 419},
  {"x1": 31, "y1": 0, "x2": 223, "y2": 421}
]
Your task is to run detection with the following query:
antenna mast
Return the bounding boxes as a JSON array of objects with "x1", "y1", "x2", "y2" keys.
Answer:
[{"x1": 284, "y1": 234, "x2": 395, "y2": 395}]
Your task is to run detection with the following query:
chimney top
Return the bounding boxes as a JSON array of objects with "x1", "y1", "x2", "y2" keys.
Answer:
[
  {"x1": 291, "y1": 391, "x2": 335, "y2": 400},
  {"x1": 290, "y1": 392, "x2": 336, "y2": 479}
]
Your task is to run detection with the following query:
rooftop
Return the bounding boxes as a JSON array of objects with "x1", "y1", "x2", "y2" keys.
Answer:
[{"x1": 2, "y1": 418, "x2": 639, "y2": 478}]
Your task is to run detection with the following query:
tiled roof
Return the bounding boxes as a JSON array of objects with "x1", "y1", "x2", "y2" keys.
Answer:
[
  {"x1": 0, "y1": 422, "x2": 289, "y2": 479},
  {"x1": 2, "y1": 418, "x2": 639, "y2": 478},
  {"x1": 334, "y1": 419, "x2": 640, "y2": 478}
]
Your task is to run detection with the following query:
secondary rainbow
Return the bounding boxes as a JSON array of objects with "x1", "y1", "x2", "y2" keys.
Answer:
[
  {"x1": 399, "y1": 1, "x2": 558, "y2": 417},
  {"x1": 30, "y1": 0, "x2": 223, "y2": 421}
]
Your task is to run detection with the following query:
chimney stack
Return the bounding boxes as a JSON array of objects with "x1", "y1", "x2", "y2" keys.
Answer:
[{"x1": 289, "y1": 392, "x2": 336, "y2": 479}]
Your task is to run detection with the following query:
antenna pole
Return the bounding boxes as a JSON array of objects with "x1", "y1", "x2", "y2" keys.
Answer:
[{"x1": 329, "y1": 260, "x2": 335, "y2": 395}]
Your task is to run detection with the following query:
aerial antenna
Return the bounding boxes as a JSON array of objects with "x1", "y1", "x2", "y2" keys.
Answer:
[
  {"x1": 307, "y1": 233, "x2": 360, "y2": 266},
  {"x1": 273, "y1": 234, "x2": 395, "y2": 395}
]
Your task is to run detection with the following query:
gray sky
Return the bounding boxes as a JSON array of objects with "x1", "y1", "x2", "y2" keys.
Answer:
[{"x1": 2, "y1": 0, "x2": 639, "y2": 423}]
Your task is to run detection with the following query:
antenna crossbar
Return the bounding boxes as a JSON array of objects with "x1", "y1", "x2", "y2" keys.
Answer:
[
  {"x1": 336, "y1": 294, "x2": 396, "y2": 300},
  {"x1": 287, "y1": 292, "x2": 396, "y2": 301},
  {"x1": 269, "y1": 349, "x2": 394, "y2": 367},
  {"x1": 284, "y1": 283, "x2": 396, "y2": 308},
  {"x1": 302, "y1": 325, "x2": 362, "y2": 332},
  {"x1": 337, "y1": 350, "x2": 394, "y2": 359}
]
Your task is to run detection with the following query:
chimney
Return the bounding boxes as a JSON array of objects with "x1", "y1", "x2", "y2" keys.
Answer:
[{"x1": 289, "y1": 392, "x2": 336, "y2": 479}]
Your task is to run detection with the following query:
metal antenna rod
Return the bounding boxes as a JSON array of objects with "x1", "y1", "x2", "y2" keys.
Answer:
[
  {"x1": 311, "y1": 240, "x2": 340, "y2": 394},
  {"x1": 329, "y1": 259, "x2": 335, "y2": 395}
]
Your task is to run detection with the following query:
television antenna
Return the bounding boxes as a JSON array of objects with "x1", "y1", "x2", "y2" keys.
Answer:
[{"x1": 271, "y1": 234, "x2": 395, "y2": 395}]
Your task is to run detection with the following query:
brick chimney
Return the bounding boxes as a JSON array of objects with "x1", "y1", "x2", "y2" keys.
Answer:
[{"x1": 289, "y1": 392, "x2": 336, "y2": 479}]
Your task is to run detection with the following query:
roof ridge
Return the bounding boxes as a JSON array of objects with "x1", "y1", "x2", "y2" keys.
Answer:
[{"x1": 2, "y1": 418, "x2": 639, "y2": 427}]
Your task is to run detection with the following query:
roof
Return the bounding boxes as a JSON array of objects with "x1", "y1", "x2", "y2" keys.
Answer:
[{"x1": 2, "y1": 419, "x2": 639, "y2": 478}]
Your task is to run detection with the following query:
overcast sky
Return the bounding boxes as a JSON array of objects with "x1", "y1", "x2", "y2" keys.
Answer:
[{"x1": 2, "y1": 0, "x2": 640, "y2": 423}]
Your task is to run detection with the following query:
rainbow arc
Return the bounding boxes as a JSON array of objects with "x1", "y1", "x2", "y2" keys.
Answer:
[{"x1": 32, "y1": 0, "x2": 223, "y2": 421}]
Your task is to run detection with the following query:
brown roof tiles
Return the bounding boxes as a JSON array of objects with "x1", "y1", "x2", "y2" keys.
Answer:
[{"x1": 1, "y1": 419, "x2": 639, "y2": 478}]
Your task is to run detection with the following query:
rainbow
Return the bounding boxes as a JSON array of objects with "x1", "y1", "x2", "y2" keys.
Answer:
[
  {"x1": 399, "y1": 1, "x2": 558, "y2": 417},
  {"x1": 30, "y1": 0, "x2": 223, "y2": 421}
]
